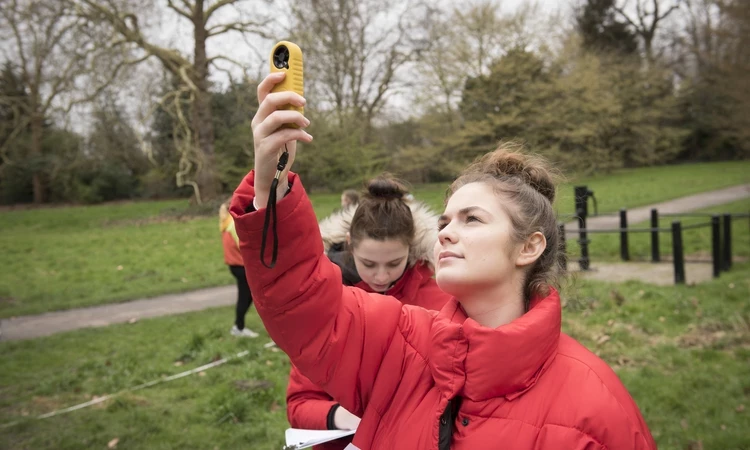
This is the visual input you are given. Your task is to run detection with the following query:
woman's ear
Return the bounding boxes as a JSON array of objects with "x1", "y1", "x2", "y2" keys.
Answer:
[
  {"x1": 515, "y1": 232, "x2": 546, "y2": 267},
  {"x1": 345, "y1": 232, "x2": 351, "y2": 246}
]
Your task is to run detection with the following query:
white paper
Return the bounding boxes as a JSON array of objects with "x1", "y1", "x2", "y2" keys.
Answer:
[{"x1": 283, "y1": 428, "x2": 357, "y2": 449}]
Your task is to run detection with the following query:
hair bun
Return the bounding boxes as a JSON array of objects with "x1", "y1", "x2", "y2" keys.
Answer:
[
  {"x1": 366, "y1": 175, "x2": 408, "y2": 201},
  {"x1": 466, "y1": 143, "x2": 557, "y2": 203}
]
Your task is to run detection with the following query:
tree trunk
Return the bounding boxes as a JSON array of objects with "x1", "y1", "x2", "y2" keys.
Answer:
[
  {"x1": 191, "y1": 0, "x2": 219, "y2": 203},
  {"x1": 30, "y1": 109, "x2": 44, "y2": 204}
]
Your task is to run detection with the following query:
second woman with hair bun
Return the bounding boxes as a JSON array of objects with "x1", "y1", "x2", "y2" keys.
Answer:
[{"x1": 285, "y1": 175, "x2": 451, "y2": 450}]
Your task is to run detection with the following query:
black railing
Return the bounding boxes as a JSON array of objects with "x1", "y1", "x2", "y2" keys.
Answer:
[{"x1": 559, "y1": 210, "x2": 747, "y2": 286}]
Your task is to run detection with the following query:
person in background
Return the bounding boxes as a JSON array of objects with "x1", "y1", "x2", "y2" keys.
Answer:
[
  {"x1": 340, "y1": 189, "x2": 359, "y2": 210},
  {"x1": 219, "y1": 200, "x2": 258, "y2": 338}
]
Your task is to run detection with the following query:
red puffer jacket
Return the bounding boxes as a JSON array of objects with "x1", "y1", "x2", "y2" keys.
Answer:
[
  {"x1": 287, "y1": 262, "x2": 451, "y2": 450},
  {"x1": 231, "y1": 172, "x2": 656, "y2": 450}
]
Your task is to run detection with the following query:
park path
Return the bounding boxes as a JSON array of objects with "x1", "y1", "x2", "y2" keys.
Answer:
[{"x1": 2, "y1": 184, "x2": 748, "y2": 342}]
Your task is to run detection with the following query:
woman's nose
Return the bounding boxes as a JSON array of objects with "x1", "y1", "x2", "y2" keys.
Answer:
[
  {"x1": 438, "y1": 222, "x2": 457, "y2": 245},
  {"x1": 374, "y1": 267, "x2": 389, "y2": 281}
]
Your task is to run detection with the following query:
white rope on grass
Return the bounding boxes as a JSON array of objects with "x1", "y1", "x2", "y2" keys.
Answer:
[{"x1": 1, "y1": 350, "x2": 251, "y2": 428}]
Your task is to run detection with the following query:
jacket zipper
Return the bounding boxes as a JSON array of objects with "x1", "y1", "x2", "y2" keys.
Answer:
[{"x1": 438, "y1": 397, "x2": 462, "y2": 450}]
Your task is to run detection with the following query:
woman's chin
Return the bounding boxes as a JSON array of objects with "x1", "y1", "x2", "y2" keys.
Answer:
[{"x1": 436, "y1": 272, "x2": 469, "y2": 298}]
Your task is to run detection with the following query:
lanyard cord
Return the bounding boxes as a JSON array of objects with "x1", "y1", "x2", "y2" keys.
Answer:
[{"x1": 260, "y1": 144, "x2": 290, "y2": 269}]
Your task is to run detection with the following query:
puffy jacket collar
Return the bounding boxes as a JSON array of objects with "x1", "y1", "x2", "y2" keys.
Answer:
[
  {"x1": 354, "y1": 261, "x2": 431, "y2": 302},
  {"x1": 428, "y1": 289, "x2": 561, "y2": 402}
]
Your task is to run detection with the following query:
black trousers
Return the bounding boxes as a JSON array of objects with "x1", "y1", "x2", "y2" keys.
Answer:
[{"x1": 229, "y1": 265, "x2": 253, "y2": 329}]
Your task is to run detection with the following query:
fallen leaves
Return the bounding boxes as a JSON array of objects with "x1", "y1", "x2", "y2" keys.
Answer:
[
  {"x1": 233, "y1": 380, "x2": 273, "y2": 392},
  {"x1": 610, "y1": 290, "x2": 625, "y2": 306},
  {"x1": 108, "y1": 438, "x2": 119, "y2": 449}
]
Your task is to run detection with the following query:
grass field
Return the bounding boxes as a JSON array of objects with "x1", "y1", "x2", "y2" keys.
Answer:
[
  {"x1": 1, "y1": 263, "x2": 747, "y2": 449},
  {"x1": 414, "y1": 160, "x2": 750, "y2": 216},
  {"x1": 0, "y1": 160, "x2": 748, "y2": 318}
]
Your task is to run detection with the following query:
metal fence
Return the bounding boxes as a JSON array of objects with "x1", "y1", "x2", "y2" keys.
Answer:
[{"x1": 559, "y1": 185, "x2": 749, "y2": 285}]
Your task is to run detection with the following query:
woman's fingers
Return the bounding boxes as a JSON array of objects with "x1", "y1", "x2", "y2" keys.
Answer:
[
  {"x1": 256, "y1": 71, "x2": 285, "y2": 103},
  {"x1": 253, "y1": 73, "x2": 306, "y2": 127},
  {"x1": 257, "y1": 127, "x2": 313, "y2": 152},
  {"x1": 253, "y1": 92, "x2": 307, "y2": 128},
  {"x1": 253, "y1": 110, "x2": 311, "y2": 141}
]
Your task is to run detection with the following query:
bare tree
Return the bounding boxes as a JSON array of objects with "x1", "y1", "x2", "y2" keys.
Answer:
[
  {"x1": 75, "y1": 0, "x2": 271, "y2": 203},
  {"x1": 615, "y1": 0, "x2": 680, "y2": 64},
  {"x1": 0, "y1": 0, "x2": 136, "y2": 203},
  {"x1": 417, "y1": 1, "x2": 550, "y2": 116},
  {"x1": 674, "y1": 0, "x2": 750, "y2": 154},
  {"x1": 288, "y1": 0, "x2": 434, "y2": 132}
]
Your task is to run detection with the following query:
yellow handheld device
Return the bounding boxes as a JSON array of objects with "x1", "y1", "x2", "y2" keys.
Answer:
[{"x1": 269, "y1": 41, "x2": 304, "y2": 127}]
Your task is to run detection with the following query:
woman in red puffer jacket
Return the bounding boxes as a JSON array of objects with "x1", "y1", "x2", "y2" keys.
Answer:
[
  {"x1": 287, "y1": 177, "x2": 451, "y2": 450},
  {"x1": 231, "y1": 72, "x2": 656, "y2": 450}
]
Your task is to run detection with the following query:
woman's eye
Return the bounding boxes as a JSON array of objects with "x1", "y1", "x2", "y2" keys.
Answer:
[
  {"x1": 388, "y1": 262, "x2": 401, "y2": 268},
  {"x1": 363, "y1": 263, "x2": 375, "y2": 269},
  {"x1": 437, "y1": 223, "x2": 447, "y2": 231},
  {"x1": 466, "y1": 215, "x2": 480, "y2": 223}
]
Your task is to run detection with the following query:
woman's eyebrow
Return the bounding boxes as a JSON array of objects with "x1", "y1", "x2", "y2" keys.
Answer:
[{"x1": 439, "y1": 206, "x2": 490, "y2": 222}]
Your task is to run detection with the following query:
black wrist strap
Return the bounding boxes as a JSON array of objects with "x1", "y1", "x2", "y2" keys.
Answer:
[
  {"x1": 260, "y1": 146, "x2": 290, "y2": 269},
  {"x1": 326, "y1": 403, "x2": 341, "y2": 430}
]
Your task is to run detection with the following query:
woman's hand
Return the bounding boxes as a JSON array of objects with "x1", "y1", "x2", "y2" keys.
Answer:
[
  {"x1": 333, "y1": 406, "x2": 361, "y2": 431},
  {"x1": 251, "y1": 71, "x2": 313, "y2": 208}
]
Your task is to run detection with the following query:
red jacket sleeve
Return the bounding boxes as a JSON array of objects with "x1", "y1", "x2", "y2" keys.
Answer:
[
  {"x1": 286, "y1": 364, "x2": 337, "y2": 430},
  {"x1": 230, "y1": 171, "x2": 404, "y2": 417}
]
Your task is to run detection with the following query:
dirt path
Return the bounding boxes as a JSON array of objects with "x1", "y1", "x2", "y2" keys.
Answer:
[{"x1": 0, "y1": 286, "x2": 235, "y2": 342}]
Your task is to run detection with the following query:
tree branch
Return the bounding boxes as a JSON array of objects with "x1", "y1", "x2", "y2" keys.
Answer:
[
  {"x1": 78, "y1": 1, "x2": 192, "y2": 79},
  {"x1": 1, "y1": 3, "x2": 30, "y2": 83},
  {"x1": 61, "y1": 54, "x2": 152, "y2": 113},
  {"x1": 206, "y1": 20, "x2": 269, "y2": 37},
  {"x1": 167, "y1": 0, "x2": 193, "y2": 21},
  {"x1": 205, "y1": 0, "x2": 239, "y2": 23}
]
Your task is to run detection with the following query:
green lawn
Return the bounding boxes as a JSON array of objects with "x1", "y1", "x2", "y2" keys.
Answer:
[
  {"x1": 0, "y1": 195, "x2": 349, "y2": 319},
  {"x1": 415, "y1": 160, "x2": 750, "y2": 216},
  {"x1": 1, "y1": 264, "x2": 747, "y2": 449},
  {"x1": 0, "y1": 161, "x2": 748, "y2": 318}
]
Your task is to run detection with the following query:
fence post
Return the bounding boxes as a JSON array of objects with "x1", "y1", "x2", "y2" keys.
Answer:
[
  {"x1": 558, "y1": 223, "x2": 567, "y2": 271},
  {"x1": 578, "y1": 216, "x2": 590, "y2": 271},
  {"x1": 672, "y1": 221, "x2": 685, "y2": 285},
  {"x1": 651, "y1": 209, "x2": 660, "y2": 262},
  {"x1": 620, "y1": 208, "x2": 629, "y2": 261},
  {"x1": 722, "y1": 213, "x2": 732, "y2": 271},
  {"x1": 712, "y1": 215, "x2": 721, "y2": 278}
]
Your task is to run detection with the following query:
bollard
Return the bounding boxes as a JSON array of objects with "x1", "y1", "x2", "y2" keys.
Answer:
[
  {"x1": 722, "y1": 214, "x2": 732, "y2": 271},
  {"x1": 578, "y1": 215, "x2": 590, "y2": 271},
  {"x1": 574, "y1": 186, "x2": 592, "y2": 271},
  {"x1": 558, "y1": 223, "x2": 567, "y2": 272},
  {"x1": 651, "y1": 209, "x2": 660, "y2": 262},
  {"x1": 672, "y1": 221, "x2": 685, "y2": 285},
  {"x1": 711, "y1": 215, "x2": 721, "y2": 278},
  {"x1": 620, "y1": 208, "x2": 629, "y2": 261}
]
